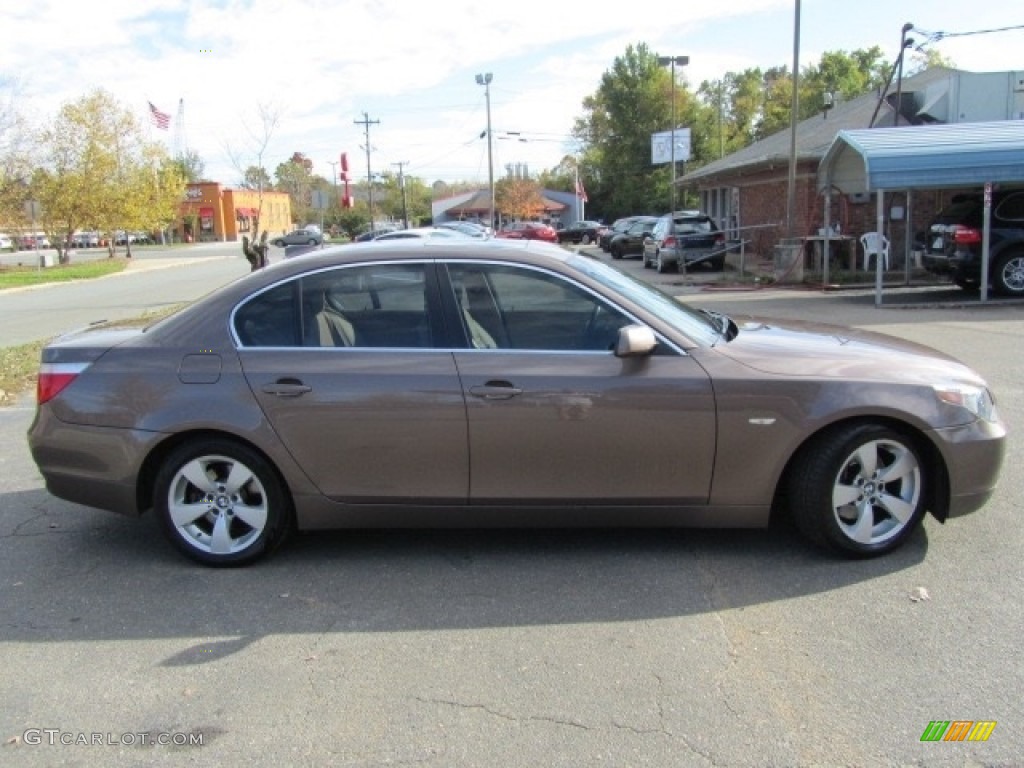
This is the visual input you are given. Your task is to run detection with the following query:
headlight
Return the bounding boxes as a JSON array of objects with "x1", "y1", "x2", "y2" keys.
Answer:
[{"x1": 933, "y1": 384, "x2": 997, "y2": 422}]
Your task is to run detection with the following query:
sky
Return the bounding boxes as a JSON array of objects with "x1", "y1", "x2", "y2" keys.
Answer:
[{"x1": 2, "y1": 0, "x2": 1021, "y2": 191}]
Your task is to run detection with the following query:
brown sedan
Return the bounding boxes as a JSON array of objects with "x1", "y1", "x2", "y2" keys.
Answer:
[{"x1": 28, "y1": 240, "x2": 1006, "y2": 565}]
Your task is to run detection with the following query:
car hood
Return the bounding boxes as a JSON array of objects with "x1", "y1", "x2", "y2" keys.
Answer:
[{"x1": 713, "y1": 316, "x2": 985, "y2": 386}]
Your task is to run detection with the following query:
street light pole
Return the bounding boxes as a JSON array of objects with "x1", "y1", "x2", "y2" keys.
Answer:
[
  {"x1": 475, "y1": 73, "x2": 495, "y2": 229},
  {"x1": 657, "y1": 56, "x2": 689, "y2": 213}
]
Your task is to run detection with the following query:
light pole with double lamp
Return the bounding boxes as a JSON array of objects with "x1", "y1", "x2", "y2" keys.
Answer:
[
  {"x1": 475, "y1": 73, "x2": 495, "y2": 229},
  {"x1": 656, "y1": 55, "x2": 689, "y2": 213}
]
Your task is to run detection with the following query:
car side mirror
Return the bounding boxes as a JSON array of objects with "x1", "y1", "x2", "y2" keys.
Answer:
[{"x1": 615, "y1": 324, "x2": 657, "y2": 357}]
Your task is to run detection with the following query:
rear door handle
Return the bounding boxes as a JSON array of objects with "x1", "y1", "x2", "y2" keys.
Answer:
[
  {"x1": 262, "y1": 378, "x2": 312, "y2": 397},
  {"x1": 469, "y1": 381, "x2": 523, "y2": 400}
]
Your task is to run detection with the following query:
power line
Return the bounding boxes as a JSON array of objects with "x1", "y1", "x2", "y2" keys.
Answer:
[{"x1": 912, "y1": 23, "x2": 1024, "y2": 47}]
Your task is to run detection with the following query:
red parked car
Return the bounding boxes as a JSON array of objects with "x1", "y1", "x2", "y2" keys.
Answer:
[{"x1": 495, "y1": 221, "x2": 558, "y2": 243}]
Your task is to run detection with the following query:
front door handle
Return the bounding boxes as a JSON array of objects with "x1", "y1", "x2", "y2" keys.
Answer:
[
  {"x1": 469, "y1": 381, "x2": 523, "y2": 400},
  {"x1": 262, "y1": 378, "x2": 312, "y2": 397}
]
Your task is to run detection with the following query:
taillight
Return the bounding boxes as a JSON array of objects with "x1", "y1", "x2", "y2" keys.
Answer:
[
  {"x1": 663, "y1": 236, "x2": 677, "y2": 248},
  {"x1": 953, "y1": 225, "x2": 982, "y2": 245},
  {"x1": 37, "y1": 362, "x2": 89, "y2": 404},
  {"x1": 714, "y1": 233, "x2": 725, "y2": 245}
]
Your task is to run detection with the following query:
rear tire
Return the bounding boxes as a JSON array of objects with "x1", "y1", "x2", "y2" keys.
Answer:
[
  {"x1": 581, "y1": 234, "x2": 592, "y2": 245},
  {"x1": 992, "y1": 252, "x2": 1024, "y2": 297},
  {"x1": 154, "y1": 439, "x2": 293, "y2": 566},
  {"x1": 788, "y1": 424, "x2": 928, "y2": 557}
]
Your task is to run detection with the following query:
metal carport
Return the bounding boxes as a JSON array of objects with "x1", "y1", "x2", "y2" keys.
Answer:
[{"x1": 817, "y1": 120, "x2": 1024, "y2": 304}]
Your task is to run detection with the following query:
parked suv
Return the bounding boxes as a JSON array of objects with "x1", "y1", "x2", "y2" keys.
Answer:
[
  {"x1": 923, "y1": 189, "x2": 1024, "y2": 296},
  {"x1": 642, "y1": 212, "x2": 725, "y2": 273}
]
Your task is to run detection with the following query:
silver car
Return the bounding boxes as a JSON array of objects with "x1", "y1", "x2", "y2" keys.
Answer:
[{"x1": 28, "y1": 239, "x2": 1006, "y2": 566}]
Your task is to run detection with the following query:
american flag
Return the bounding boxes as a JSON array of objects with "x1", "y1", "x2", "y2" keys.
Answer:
[
  {"x1": 148, "y1": 101, "x2": 171, "y2": 131},
  {"x1": 575, "y1": 178, "x2": 588, "y2": 203}
]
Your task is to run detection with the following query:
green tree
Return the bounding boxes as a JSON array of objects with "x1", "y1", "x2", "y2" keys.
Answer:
[
  {"x1": 276, "y1": 151, "x2": 314, "y2": 224},
  {"x1": 571, "y1": 43, "x2": 699, "y2": 219}
]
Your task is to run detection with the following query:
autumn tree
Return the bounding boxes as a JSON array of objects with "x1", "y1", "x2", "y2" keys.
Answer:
[
  {"x1": 495, "y1": 176, "x2": 546, "y2": 220},
  {"x1": 32, "y1": 89, "x2": 176, "y2": 262}
]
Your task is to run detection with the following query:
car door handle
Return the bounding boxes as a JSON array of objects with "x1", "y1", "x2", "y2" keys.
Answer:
[
  {"x1": 262, "y1": 378, "x2": 312, "y2": 397},
  {"x1": 469, "y1": 381, "x2": 523, "y2": 400}
]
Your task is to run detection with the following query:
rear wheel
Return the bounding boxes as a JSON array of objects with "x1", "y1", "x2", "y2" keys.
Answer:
[
  {"x1": 992, "y1": 251, "x2": 1024, "y2": 296},
  {"x1": 581, "y1": 234, "x2": 592, "y2": 245},
  {"x1": 788, "y1": 424, "x2": 928, "y2": 557},
  {"x1": 655, "y1": 251, "x2": 674, "y2": 273},
  {"x1": 154, "y1": 439, "x2": 293, "y2": 566}
]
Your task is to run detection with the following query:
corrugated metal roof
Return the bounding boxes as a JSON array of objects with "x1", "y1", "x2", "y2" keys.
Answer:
[{"x1": 819, "y1": 120, "x2": 1024, "y2": 192}]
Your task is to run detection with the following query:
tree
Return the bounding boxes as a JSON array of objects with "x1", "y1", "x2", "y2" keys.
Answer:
[
  {"x1": 275, "y1": 152, "x2": 314, "y2": 225},
  {"x1": 571, "y1": 43, "x2": 697, "y2": 219},
  {"x1": 171, "y1": 149, "x2": 206, "y2": 183},
  {"x1": 495, "y1": 177, "x2": 546, "y2": 220},
  {"x1": 32, "y1": 88, "x2": 174, "y2": 262},
  {"x1": 226, "y1": 103, "x2": 280, "y2": 270},
  {"x1": 0, "y1": 76, "x2": 35, "y2": 230}
]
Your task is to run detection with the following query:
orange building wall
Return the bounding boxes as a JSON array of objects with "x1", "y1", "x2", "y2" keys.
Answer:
[{"x1": 179, "y1": 182, "x2": 292, "y2": 242}]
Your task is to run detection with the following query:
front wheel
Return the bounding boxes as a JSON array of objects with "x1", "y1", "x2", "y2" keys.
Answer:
[
  {"x1": 273, "y1": 240, "x2": 286, "y2": 248},
  {"x1": 788, "y1": 424, "x2": 928, "y2": 557},
  {"x1": 992, "y1": 252, "x2": 1024, "y2": 296},
  {"x1": 581, "y1": 234, "x2": 592, "y2": 245},
  {"x1": 154, "y1": 439, "x2": 293, "y2": 566}
]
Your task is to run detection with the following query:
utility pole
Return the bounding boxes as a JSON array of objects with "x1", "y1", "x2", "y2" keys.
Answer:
[
  {"x1": 354, "y1": 112, "x2": 380, "y2": 232},
  {"x1": 656, "y1": 56, "x2": 689, "y2": 213},
  {"x1": 475, "y1": 73, "x2": 495, "y2": 229},
  {"x1": 392, "y1": 161, "x2": 410, "y2": 229}
]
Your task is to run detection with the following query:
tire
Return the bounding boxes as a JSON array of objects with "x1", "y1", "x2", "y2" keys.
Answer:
[
  {"x1": 788, "y1": 424, "x2": 927, "y2": 557},
  {"x1": 273, "y1": 240, "x2": 285, "y2": 248},
  {"x1": 655, "y1": 251, "x2": 674, "y2": 274},
  {"x1": 581, "y1": 234, "x2": 592, "y2": 245},
  {"x1": 308, "y1": 239, "x2": 318, "y2": 246},
  {"x1": 611, "y1": 244, "x2": 622, "y2": 260},
  {"x1": 711, "y1": 257, "x2": 725, "y2": 272},
  {"x1": 154, "y1": 439, "x2": 293, "y2": 566},
  {"x1": 992, "y1": 251, "x2": 1024, "y2": 297},
  {"x1": 642, "y1": 250, "x2": 652, "y2": 269}
]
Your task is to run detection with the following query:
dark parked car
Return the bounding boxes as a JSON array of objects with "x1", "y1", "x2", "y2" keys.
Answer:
[
  {"x1": 609, "y1": 216, "x2": 658, "y2": 260},
  {"x1": 272, "y1": 228, "x2": 324, "y2": 247},
  {"x1": 556, "y1": 220, "x2": 603, "y2": 245},
  {"x1": 642, "y1": 212, "x2": 726, "y2": 273},
  {"x1": 598, "y1": 216, "x2": 647, "y2": 252},
  {"x1": 495, "y1": 221, "x2": 558, "y2": 243},
  {"x1": 29, "y1": 240, "x2": 1005, "y2": 566},
  {"x1": 922, "y1": 189, "x2": 1024, "y2": 296}
]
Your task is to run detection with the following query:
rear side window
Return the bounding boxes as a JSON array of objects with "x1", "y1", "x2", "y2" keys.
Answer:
[
  {"x1": 234, "y1": 282, "x2": 300, "y2": 347},
  {"x1": 994, "y1": 192, "x2": 1024, "y2": 222}
]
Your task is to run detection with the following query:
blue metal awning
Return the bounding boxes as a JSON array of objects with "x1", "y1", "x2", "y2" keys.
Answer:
[{"x1": 818, "y1": 120, "x2": 1024, "y2": 193}]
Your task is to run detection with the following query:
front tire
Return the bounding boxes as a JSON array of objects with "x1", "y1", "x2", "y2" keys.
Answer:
[
  {"x1": 788, "y1": 424, "x2": 928, "y2": 557},
  {"x1": 581, "y1": 234, "x2": 592, "y2": 245},
  {"x1": 154, "y1": 439, "x2": 293, "y2": 566}
]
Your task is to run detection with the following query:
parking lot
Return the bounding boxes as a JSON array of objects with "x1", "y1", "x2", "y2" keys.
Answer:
[{"x1": 1, "y1": 251, "x2": 1022, "y2": 767}]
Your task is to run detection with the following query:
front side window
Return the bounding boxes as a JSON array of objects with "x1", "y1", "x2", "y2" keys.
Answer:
[{"x1": 446, "y1": 263, "x2": 633, "y2": 351}]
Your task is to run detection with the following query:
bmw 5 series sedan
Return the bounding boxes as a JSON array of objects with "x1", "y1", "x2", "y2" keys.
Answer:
[{"x1": 28, "y1": 239, "x2": 1006, "y2": 566}]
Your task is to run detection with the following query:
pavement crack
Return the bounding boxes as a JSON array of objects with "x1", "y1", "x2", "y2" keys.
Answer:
[{"x1": 414, "y1": 697, "x2": 591, "y2": 731}]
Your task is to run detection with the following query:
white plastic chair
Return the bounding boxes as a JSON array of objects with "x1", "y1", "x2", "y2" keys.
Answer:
[{"x1": 859, "y1": 232, "x2": 890, "y2": 271}]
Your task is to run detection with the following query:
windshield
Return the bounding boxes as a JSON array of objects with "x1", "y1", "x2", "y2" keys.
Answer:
[{"x1": 567, "y1": 253, "x2": 721, "y2": 346}]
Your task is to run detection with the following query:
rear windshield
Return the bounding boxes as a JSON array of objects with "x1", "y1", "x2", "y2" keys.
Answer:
[{"x1": 674, "y1": 218, "x2": 714, "y2": 234}]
